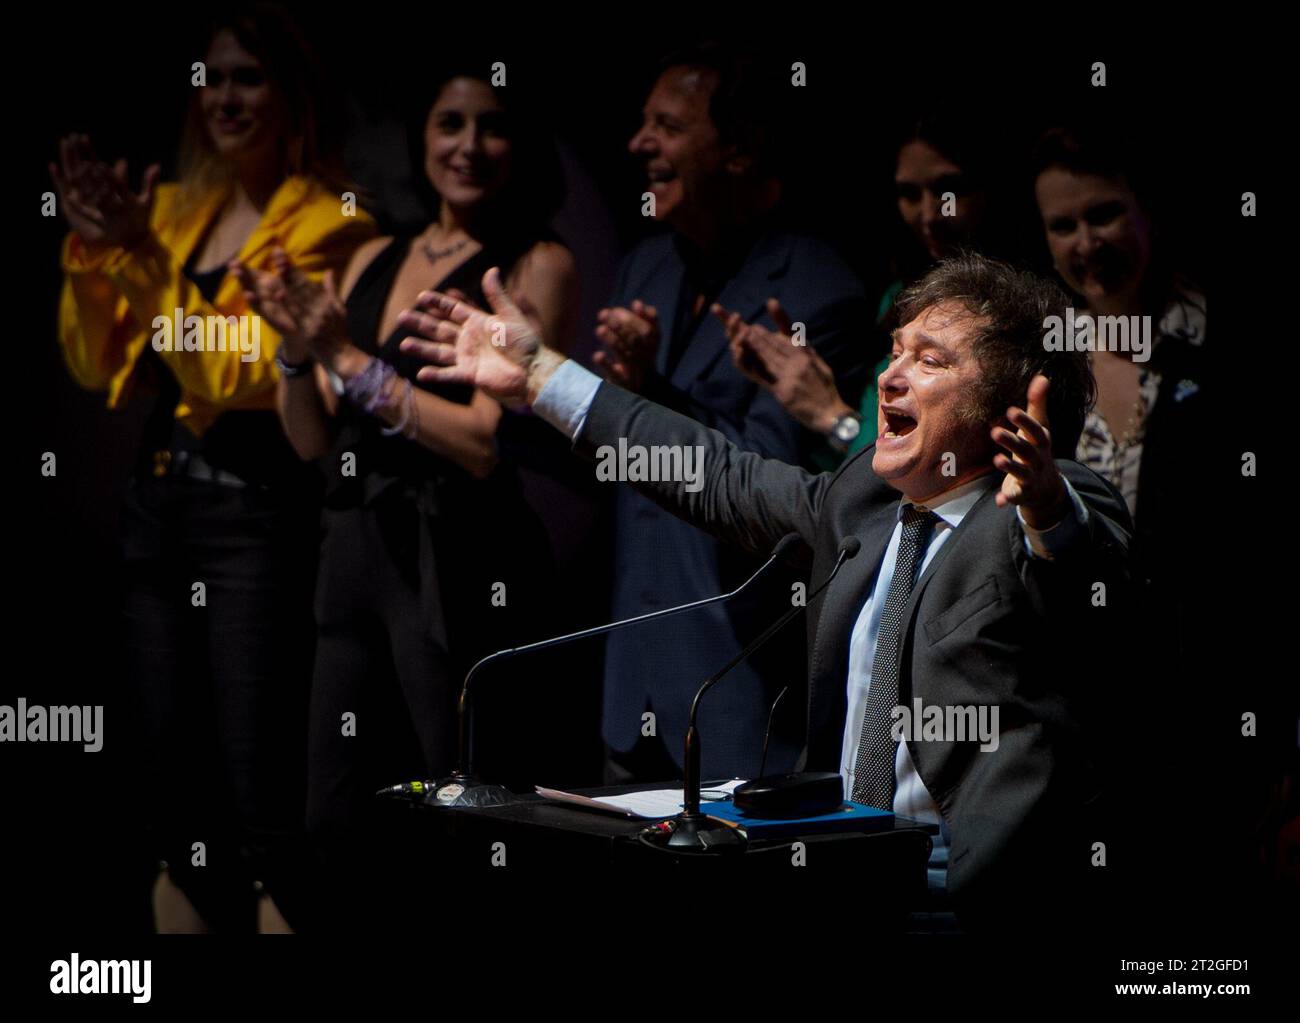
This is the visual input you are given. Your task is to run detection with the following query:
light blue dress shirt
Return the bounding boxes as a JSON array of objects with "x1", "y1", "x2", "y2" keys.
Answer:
[{"x1": 840, "y1": 476, "x2": 994, "y2": 886}]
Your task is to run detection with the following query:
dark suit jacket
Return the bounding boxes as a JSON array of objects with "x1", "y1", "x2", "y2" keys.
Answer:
[
  {"x1": 1133, "y1": 330, "x2": 1212, "y2": 650},
  {"x1": 576, "y1": 380, "x2": 1136, "y2": 917},
  {"x1": 601, "y1": 230, "x2": 870, "y2": 776}
]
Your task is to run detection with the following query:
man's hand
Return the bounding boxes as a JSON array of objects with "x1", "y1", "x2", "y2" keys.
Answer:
[
  {"x1": 50, "y1": 135, "x2": 159, "y2": 249},
  {"x1": 715, "y1": 297, "x2": 851, "y2": 434},
  {"x1": 992, "y1": 374, "x2": 1068, "y2": 529},
  {"x1": 593, "y1": 300, "x2": 659, "y2": 392},
  {"x1": 398, "y1": 266, "x2": 560, "y2": 405}
]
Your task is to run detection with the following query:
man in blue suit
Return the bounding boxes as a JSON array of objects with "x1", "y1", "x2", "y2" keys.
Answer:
[{"x1": 589, "y1": 44, "x2": 871, "y2": 781}]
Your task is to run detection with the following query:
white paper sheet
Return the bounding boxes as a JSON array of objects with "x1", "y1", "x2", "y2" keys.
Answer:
[{"x1": 535, "y1": 779, "x2": 746, "y2": 819}]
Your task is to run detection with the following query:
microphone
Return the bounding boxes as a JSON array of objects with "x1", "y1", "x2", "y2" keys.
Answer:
[
  {"x1": 659, "y1": 535, "x2": 861, "y2": 850},
  {"x1": 424, "y1": 532, "x2": 804, "y2": 807}
]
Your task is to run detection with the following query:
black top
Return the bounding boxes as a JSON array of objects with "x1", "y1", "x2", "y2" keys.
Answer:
[
  {"x1": 185, "y1": 259, "x2": 227, "y2": 305},
  {"x1": 324, "y1": 234, "x2": 534, "y2": 507},
  {"x1": 320, "y1": 235, "x2": 558, "y2": 658},
  {"x1": 132, "y1": 254, "x2": 310, "y2": 489}
]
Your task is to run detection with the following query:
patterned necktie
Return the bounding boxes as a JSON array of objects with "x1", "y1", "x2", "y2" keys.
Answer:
[{"x1": 851, "y1": 505, "x2": 938, "y2": 809}]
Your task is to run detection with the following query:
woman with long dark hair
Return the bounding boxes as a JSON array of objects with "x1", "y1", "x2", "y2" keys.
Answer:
[
  {"x1": 235, "y1": 65, "x2": 576, "y2": 925},
  {"x1": 51, "y1": 6, "x2": 374, "y2": 932}
]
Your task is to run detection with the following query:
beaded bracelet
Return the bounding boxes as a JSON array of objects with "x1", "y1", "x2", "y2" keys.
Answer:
[
  {"x1": 343, "y1": 356, "x2": 395, "y2": 413},
  {"x1": 380, "y1": 378, "x2": 415, "y2": 438},
  {"x1": 345, "y1": 357, "x2": 419, "y2": 439}
]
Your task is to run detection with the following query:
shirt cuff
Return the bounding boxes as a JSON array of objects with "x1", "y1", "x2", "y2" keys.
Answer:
[
  {"x1": 1019, "y1": 478, "x2": 1090, "y2": 560},
  {"x1": 532, "y1": 358, "x2": 602, "y2": 441}
]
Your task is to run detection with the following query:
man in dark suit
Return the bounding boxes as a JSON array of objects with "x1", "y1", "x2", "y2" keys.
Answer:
[
  {"x1": 585, "y1": 44, "x2": 870, "y2": 781},
  {"x1": 399, "y1": 252, "x2": 1135, "y2": 928}
]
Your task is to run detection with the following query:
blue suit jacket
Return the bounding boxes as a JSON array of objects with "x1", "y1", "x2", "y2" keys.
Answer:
[{"x1": 600, "y1": 229, "x2": 871, "y2": 777}]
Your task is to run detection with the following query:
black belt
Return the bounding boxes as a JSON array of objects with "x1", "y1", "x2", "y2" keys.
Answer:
[{"x1": 149, "y1": 449, "x2": 257, "y2": 489}]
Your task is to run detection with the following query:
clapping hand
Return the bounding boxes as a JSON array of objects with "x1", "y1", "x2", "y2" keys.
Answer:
[{"x1": 50, "y1": 134, "x2": 159, "y2": 249}]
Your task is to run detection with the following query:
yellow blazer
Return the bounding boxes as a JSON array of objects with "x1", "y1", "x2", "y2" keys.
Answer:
[{"x1": 58, "y1": 176, "x2": 375, "y2": 436}]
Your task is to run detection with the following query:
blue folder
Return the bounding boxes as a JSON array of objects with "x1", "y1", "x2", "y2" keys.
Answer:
[{"x1": 700, "y1": 799, "x2": 894, "y2": 839}]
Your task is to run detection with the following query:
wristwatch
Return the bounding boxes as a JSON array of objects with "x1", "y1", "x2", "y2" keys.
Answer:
[
  {"x1": 827, "y1": 411, "x2": 862, "y2": 454},
  {"x1": 275, "y1": 350, "x2": 312, "y2": 378}
]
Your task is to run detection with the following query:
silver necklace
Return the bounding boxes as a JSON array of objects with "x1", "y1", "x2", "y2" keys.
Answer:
[{"x1": 422, "y1": 235, "x2": 471, "y2": 264}]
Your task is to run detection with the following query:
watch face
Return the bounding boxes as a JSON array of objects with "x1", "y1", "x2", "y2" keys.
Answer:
[{"x1": 834, "y1": 416, "x2": 861, "y2": 443}]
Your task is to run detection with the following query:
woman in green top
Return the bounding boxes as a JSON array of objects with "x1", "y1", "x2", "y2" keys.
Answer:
[{"x1": 722, "y1": 116, "x2": 1016, "y2": 462}]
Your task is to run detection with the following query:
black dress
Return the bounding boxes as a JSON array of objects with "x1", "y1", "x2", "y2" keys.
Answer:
[{"x1": 305, "y1": 236, "x2": 556, "y2": 869}]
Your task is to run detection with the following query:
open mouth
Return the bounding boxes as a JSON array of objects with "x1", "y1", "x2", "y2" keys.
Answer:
[{"x1": 881, "y1": 407, "x2": 918, "y2": 439}]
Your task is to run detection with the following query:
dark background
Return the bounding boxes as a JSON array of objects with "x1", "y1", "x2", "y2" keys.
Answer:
[{"x1": 5, "y1": 4, "x2": 1289, "y2": 970}]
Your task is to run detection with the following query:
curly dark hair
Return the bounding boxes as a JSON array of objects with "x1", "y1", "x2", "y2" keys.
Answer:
[{"x1": 895, "y1": 252, "x2": 1096, "y2": 456}]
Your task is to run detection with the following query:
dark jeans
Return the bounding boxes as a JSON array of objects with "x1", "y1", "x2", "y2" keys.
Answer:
[{"x1": 121, "y1": 474, "x2": 316, "y2": 931}]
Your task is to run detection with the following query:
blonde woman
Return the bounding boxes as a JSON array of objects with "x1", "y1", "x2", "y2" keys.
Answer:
[{"x1": 52, "y1": 8, "x2": 374, "y2": 932}]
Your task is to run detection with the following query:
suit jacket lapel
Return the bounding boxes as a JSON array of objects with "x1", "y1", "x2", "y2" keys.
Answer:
[
  {"x1": 807, "y1": 476, "x2": 1001, "y2": 768},
  {"x1": 647, "y1": 248, "x2": 687, "y2": 377},
  {"x1": 899, "y1": 482, "x2": 1001, "y2": 642},
  {"x1": 807, "y1": 472, "x2": 899, "y2": 767},
  {"x1": 668, "y1": 234, "x2": 791, "y2": 386}
]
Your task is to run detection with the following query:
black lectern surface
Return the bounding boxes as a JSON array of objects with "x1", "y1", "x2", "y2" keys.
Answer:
[{"x1": 388, "y1": 780, "x2": 939, "y2": 876}]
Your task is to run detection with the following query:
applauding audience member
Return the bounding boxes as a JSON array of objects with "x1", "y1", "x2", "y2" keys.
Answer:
[
  {"x1": 724, "y1": 116, "x2": 1017, "y2": 464},
  {"x1": 236, "y1": 65, "x2": 575, "y2": 926},
  {"x1": 52, "y1": 8, "x2": 374, "y2": 932}
]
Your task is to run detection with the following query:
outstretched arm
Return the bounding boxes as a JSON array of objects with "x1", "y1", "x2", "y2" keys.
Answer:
[
  {"x1": 238, "y1": 248, "x2": 500, "y2": 475},
  {"x1": 398, "y1": 268, "x2": 839, "y2": 555}
]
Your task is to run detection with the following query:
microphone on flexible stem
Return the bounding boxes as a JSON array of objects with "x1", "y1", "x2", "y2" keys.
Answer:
[
  {"x1": 424, "y1": 532, "x2": 805, "y2": 808},
  {"x1": 757, "y1": 686, "x2": 790, "y2": 781},
  {"x1": 662, "y1": 535, "x2": 861, "y2": 851}
]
